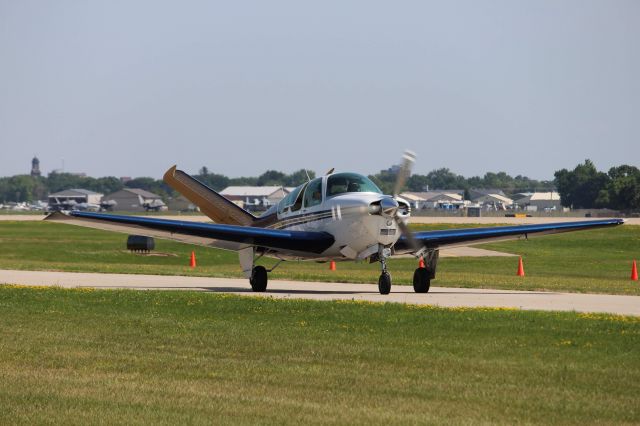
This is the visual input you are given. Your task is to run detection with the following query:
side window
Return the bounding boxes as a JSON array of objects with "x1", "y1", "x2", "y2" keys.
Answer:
[
  {"x1": 290, "y1": 183, "x2": 307, "y2": 212},
  {"x1": 303, "y1": 178, "x2": 323, "y2": 208}
]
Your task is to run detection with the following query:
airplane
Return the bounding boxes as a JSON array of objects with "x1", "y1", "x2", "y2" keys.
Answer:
[{"x1": 45, "y1": 152, "x2": 625, "y2": 294}]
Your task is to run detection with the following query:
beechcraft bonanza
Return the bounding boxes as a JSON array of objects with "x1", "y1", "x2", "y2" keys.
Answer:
[{"x1": 46, "y1": 152, "x2": 625, "y2": 294}]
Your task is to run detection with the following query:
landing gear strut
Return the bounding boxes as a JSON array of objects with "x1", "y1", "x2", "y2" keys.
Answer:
[{"x1": 378, "y1": 246, "x2": 392, "y2": 294}]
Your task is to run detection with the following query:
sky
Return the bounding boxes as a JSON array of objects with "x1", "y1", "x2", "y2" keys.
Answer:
[{"x1": 0, "y1": 1, "x2": 638, "y2": 180}]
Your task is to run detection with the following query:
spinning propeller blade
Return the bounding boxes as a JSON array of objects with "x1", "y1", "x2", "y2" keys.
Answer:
[
  {"x1": 392, "y1": 150, "x2": 420, "y2": 252},
  {"x1": 393, "y1": 150, "x2": 416, "y2": 198}
]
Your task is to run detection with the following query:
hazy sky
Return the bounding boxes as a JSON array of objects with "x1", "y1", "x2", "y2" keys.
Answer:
[{"x1": 1, "y1": 1, "x2": 638, "y2": 180}]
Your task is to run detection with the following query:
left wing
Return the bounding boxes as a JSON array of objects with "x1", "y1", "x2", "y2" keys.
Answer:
[
  {"x1": 394, "y1": 218, "x2": 625, "y2": 253},
  {"x1": 45, "y1": 211, "x2": 334, "y2": 254}
]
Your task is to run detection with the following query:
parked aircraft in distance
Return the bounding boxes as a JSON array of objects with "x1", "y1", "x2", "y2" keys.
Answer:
[{"x1": 46, "y1": 151, "x2": 624, "y2": 294}]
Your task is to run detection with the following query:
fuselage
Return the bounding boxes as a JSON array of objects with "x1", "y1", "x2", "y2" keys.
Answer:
[{"x1": 253, "y1": 173, "x2": 409, "y2": 260}]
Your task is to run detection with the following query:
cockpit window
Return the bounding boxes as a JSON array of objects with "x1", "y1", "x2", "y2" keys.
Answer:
[
  {"x1": 303, "y1": 178, "x2": 323, "y2": 208},
  {"x1": 326, "y1": 173, "x2": 382, "y2": 198}
]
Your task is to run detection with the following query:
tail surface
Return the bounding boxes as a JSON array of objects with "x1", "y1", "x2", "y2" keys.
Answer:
[{"x1": 163, "y1": 166, "x2": 256, "y2": 226}]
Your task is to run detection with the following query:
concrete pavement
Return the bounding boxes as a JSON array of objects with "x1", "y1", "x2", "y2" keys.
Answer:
[{"x1": 1, "y1": 269, "x2": 638, "y2": 316}]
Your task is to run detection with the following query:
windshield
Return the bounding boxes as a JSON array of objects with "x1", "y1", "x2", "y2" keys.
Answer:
[
  {"x1": 277, "y1": 183, "x2": 307, "y2": 214},
  {"x1": 326, "y1": 173, "x2": 382, "y2": 198}
]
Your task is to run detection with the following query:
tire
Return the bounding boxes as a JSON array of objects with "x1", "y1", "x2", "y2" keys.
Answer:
[
  {"x1": 378, "y1": 272, "x2": 392, "y2": 295},
  {"x1": 413, "y1": 268, "x2": 430, "y2": 293},
  {"x1": 250, "y1": 266, "x2": 268, "y2": 292}
]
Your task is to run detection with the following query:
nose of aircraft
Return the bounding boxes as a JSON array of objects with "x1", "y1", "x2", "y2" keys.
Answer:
[
  {"x1": 368, "y1": 197, "x2": 399, "y2": 216},
  {"x1": 378, "y1": 197, "x2": 399, "y2": 218}
]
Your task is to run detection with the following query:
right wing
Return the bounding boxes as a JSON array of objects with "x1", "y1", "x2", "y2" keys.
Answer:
[
  {"x1": 394, "y1": 218, "x2": 625, "y2": 253},
  {"x1": 45, "y1": 211, "x2": 334, "y2": 254}
]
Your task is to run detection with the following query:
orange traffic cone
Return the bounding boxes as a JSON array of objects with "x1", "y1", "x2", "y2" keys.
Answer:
[
  {"x1": 632, "y1": 260, "x2": 638, "y2": 281},
  {"x1": 418, "y1": 257, "x2": 425, "y2": 268},
  {"x1": 330, "y1": 260, "x2": 336, "y2": 271},
  {"x1": 516, "y1": 256, "x2": 525, "y2": 277},
  {"x1": 190, "y1": 251, "x2": 197, "y2": 268}
]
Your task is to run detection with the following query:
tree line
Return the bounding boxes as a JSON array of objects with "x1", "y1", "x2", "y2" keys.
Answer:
[
  {"x1": 0, "y1": 169, "x2": 318, "y2": 204},
  {"x1": 1, "y1": 161, "x2": 638, "y2": 211},
  {"x1": 554, "y1": 160, "x2": 640, "y2": 211}
]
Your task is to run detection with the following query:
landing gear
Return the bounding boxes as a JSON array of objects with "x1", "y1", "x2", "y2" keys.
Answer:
[
  {"x1": 413, "y1": 249, "x2": 439, "y2": 293},
  {"x1": 249, "y1": 265, "x2": 268, "y2": 292},
  {"x1": 378, "y1": 271, "x2": 391, "y2": 294},
  {"x1": 413, "y1": 268, "x2": 430, "y2": 293},
  {"x1": 378, "y1": 246, "x2": 392, "y2": 295}
]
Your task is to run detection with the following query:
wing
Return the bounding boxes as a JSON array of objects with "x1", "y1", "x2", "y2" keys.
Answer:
[
  {"x1": 394, "y1": 218, "x2": 625, "y2": 253},
  {"x1": 163, "y1": 165, "x2": 257, "y2": 226},
  {"x1": 45, "y1": 211, "x2": 334, "y2": 255}
]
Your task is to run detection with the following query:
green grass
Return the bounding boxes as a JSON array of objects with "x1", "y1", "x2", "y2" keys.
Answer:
[
  {"x1": 0, "y1": 285, "x2": 638, "y2": 425},
  {"x1": 0, "y1": 221, "x2": 639, "y2": 295}
]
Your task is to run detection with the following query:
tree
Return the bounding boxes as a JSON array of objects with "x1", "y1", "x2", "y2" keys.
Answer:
[
  {"x1": 3, "y1": 175, "x2": 38, "y2": 202},
  {"x1": 406, "y1": 174, "x2": 430, "y2": 192},
  {"x1": 256, "y1": 170, "x2": 287, "y2": 186},
  {"x1": 425, "y1": 168, "x2": 465, "y2": 190},
  {"x1": 125, "y1": 177, "x2": 176, "y2": 200},
  {"x1": 605, "y1": 165, "x2": 640, "y2": 211},
  {"x1": 284, "y1": 170, "x2": 315, "y2": 187},
  {"x1": 554, "y1": 160, "x2": 609, "y2": 209},
  {"x1": 93, "y1": 177, "x2": 124, "y2": 195}
]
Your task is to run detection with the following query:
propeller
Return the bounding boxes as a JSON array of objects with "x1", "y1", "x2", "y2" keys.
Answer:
[
  {"x1": 393, "y1": 150, "x2": 416, "y2": 199},
  {"x1": 392, "y1": 150, "x2": 420, "y2": 252}
]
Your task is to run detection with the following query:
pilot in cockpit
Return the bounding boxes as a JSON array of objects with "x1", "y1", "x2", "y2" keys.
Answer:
[{"x1": 347, "y1": 181, "x2": 360, "y2": 192}]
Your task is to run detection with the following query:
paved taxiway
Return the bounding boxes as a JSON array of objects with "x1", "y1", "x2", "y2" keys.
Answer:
[{"x1": 1, "y1": 269, "x2": 638, "y2": 316}]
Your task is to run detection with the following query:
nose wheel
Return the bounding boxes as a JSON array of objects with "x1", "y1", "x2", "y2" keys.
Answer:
[
  {"x1": 377, "y1": 246, "x2": 392, "y2": 294},
  {"x1": 378, "y1": 271, "x2": 391, "y2": 294}
]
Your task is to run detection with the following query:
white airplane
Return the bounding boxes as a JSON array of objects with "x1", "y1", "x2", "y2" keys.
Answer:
[{"x1": 46, "y1": 152, "x2": 624, "y2": 294}]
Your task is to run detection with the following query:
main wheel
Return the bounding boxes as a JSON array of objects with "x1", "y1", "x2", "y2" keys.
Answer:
[
  {"x1": 413, "y1": 268, "x2": 431, "y2": 293},
  {"x1": 378, "y1": 271, "x2": 392, "y2": 295},
  {"x1": 250, "y1": 265, "x2": 268, "y2": 292}
]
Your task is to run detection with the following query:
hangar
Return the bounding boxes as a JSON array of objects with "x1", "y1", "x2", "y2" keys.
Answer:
[
  {"x1": 471, "y1": 193, "x2": 514, "y2": 210},
  {"x1": 48, "y1": 189, "x2": 103, "y2": 210},
  {"x1": 102, "y1": 188, "x2": 166, "y2": 212},
  {"x1": 514, "y1": 192, "x2": 562, "y2": 211},
  {"x1": 220, "y1": 186, "x2": 292, "y2": 209},
  {"x1": 401, "y1": 191, "x2": 467, "y2": 210}
]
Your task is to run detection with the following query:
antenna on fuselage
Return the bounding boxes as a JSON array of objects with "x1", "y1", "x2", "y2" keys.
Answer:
[{"x1": 325, "y1": 167, "x2": 335, "y2": 175}]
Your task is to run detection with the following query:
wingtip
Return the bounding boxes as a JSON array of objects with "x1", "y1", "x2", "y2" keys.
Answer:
[
  {"x1": 43, "y1": 211, "x2": 71, "y2": 221},
  {"x1": 163, "y1": 165, "x2": 178, "y2": 182}
]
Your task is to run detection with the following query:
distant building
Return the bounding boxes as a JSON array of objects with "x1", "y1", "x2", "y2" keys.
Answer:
[
  {"x1": 30, "y1": 156, "x2": 41, "y2": 177},
  {"x1": 514, "y1": 192, "x2": 562, "y2": 212},
  {"x1": 471, "y1": 193, "x2": 513, "y2": 210},
  {"x1": 401, "y1": 191, "x2": 467, "y2": 210},
  {"x1": 220, "y1": 186, "x2": 293, "y2": 209},
  {"x1": 48, "y1": 189, "x2": 103, "y2": 211},
  {"x1": 166, "y1": 195, "x2": 198, "y2": 212},
  {"x1": 102, "y1": 188, "x2": 166, "y2": 212},
  {"x1": 469, "y1": 189, "x2": 506, "y2": 199}
]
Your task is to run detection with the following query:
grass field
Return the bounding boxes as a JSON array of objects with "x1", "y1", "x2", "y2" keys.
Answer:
[
  {"x1": 1, "y1": 221, "x2": 638, "y2": 295},
  {"x1": 0, "y1": 285, "x2": 638, "y2": 425}
]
